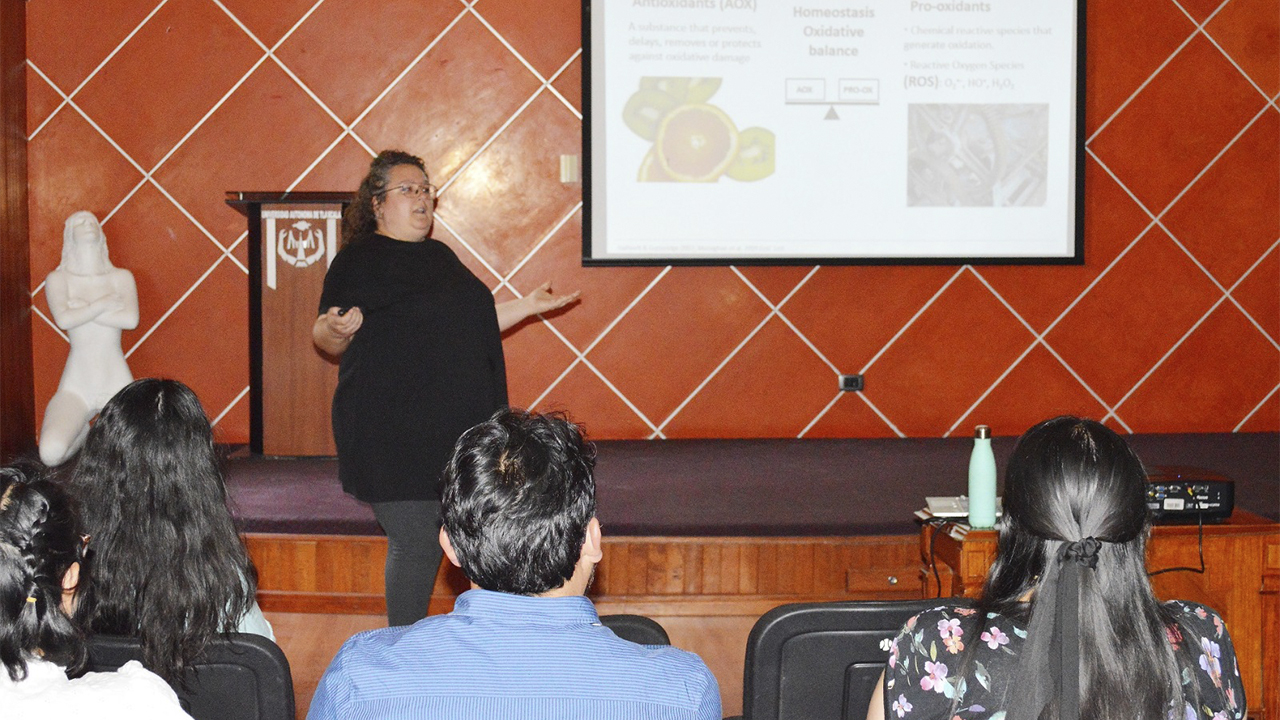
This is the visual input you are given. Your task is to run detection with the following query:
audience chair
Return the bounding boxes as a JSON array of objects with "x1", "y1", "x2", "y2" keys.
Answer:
[
  {"x1": 600, "y1": 613, "x2": 671, "y2": 645},
  {"x1": 738, "y1": 598, "x2": 963, "y2": 720},
  {"x1": 84, "y1": 632, "x2": 295, "y2": 720}
]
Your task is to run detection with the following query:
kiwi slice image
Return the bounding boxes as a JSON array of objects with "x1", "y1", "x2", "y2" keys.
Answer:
[
  {"x1": 726, "y1": 127, "x2": 775, "y2": 182},
  {"x1": 622, "y1": 89, "x2": 680, "y2": 141}
]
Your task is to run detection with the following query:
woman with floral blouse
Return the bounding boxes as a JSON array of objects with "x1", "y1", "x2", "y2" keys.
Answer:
[{"x1": 868, "y1": 417, "x2": 1245, "y2": 720}]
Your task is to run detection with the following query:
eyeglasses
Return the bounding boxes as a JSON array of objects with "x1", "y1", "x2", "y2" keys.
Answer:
[{"x1": 378, "y1": 182, "x2": 439, "y2": 200}]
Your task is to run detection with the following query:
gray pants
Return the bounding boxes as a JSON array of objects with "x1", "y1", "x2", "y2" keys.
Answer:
[{"x1": 371, "y1": 500, "x2": 444, "y2": 627}]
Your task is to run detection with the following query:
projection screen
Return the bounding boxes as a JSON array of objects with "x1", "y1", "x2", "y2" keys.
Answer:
[{"x1": 583, "y1": 0, "x2": 1085, "y2": 265}]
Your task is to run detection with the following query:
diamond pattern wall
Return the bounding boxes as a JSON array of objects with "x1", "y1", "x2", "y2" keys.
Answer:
[{"x1": 25, "y1": 0, "x2": 1279, "y2": 443}]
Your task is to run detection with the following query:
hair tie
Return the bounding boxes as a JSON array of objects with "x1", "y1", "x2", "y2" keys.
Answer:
[
  {"x1": 1059, "y1": 536, "x2": 1102, "y2": 569},
  {"x1": 26, "y1": 595, "x2": 37, "y2": 604}
]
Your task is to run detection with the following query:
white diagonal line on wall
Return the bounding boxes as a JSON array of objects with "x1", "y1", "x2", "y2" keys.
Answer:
[
  {"x1": 957, "y1": 267, "x2": 1121, "y2": 435},
  {"x1": 25, "y1": 60, "x2": 255, "y2": 358},
  {"x1": 1223, "y1": 239, "x2": 1280, "y2": 348},
  {"x1": 26, "y1": 0, "x2": 170, "y2": 141},
  {"x1": 545, "y1": 50, "x2": 586, "y2": 121},
  {"x1": 436, "y1": 85, "x2": 554, "y2": 195},
  {"x1": 432, "y1": 215, "x2": 506, "y2": 287},
  {"x1": 1087, "y1": 0, "x2": 1227, "y2": 145},
  {"x1": 1152, "y1": 103, "x2": 1271, "y2": 221},
  {"x1": 858, "y1": 392, "x2": 906, "y2": 437},
  {"x1": 732, "y1": 265, "x2": 839, "y2": 374},
  {"x1": 526, "y1": 268, "x2": 675, "y2": 435},
  {"x1": 799, "y1": 392, "x2": 844, "y2": 437},
  {"x1": 1234, "y1": 384, "x2": 1279, "y2": 432},
  {"x1": 1104, "y1": 294, "x2": 1233, "y2": 422},
  {"x1": 470, "y1": 6, "x2": 552, "y2": 84},
  {"x1": 502, "y1": 202, "x2": 584, "y2": 287},
  {"x1": 859, "y1": 266, "x2": 966, "y2": 375},
  {"x1": 651, "y1": 296, "x2": 776, "y2": 436},
  {"x1": 124, "y1": 253, "x2": 238, "y2": 358},
  {"x1": 211, "y1": 385, "x2": 251, "y2": 429},
  {"x1": 217, "y1": 21, "x2": 350, "y2": 138},
  {"x1": 30, "y1": 306, "x2": 67, "y2": 343},
  {"x1": 1199, "y1": 18, "x2": 1276, "y2": 101},
  {"x1": 346, "y1": 8, "x2": 470, "y2": 131},
  {"x1": 69, "y1": 43, "x2": 264, "y2": 274}
]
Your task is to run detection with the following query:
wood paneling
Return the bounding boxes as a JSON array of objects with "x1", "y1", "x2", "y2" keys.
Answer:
[
  {"x1": 246, "y1": 532, "x2": 923, "y2": 617},
  {"x1": 0, "y1": 0, "x2": 34, "y2": 462},
  {"x1": 251, "y1": 534, "x2": 923, "y2": 718}
]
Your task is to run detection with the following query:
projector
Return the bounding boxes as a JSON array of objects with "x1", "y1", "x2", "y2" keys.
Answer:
[{"x1": 1146, "y1": 466, "x2": 1234, "y2": 523}]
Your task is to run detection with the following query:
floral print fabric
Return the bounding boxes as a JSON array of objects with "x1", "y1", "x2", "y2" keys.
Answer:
[{"x1": 883, "y1": 600, "x2": 1245, "y2": 720}]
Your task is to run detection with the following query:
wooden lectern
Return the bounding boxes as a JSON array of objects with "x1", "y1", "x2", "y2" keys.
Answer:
[{"x1": 227, "y1": 192, "x2": 354, "y2": 456}]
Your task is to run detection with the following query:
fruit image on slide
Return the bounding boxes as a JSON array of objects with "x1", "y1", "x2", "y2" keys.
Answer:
[{"x1": 623, "y1": 77, "x2": 775, "y2": 183}]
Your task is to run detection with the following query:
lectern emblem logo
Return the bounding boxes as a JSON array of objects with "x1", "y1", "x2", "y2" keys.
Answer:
[{"x1": 278, "y1": 220, "x2": 326, "y2": 268}]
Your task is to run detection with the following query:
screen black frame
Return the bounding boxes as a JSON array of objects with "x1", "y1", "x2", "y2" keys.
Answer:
[{"x1": 580, "y1": 1, "x2": 1087, "y2": 267}]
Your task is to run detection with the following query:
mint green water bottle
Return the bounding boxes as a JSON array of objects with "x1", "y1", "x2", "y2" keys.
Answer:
[{"x1": 968, "y1": 425, "x2": 997, "y2": 529}]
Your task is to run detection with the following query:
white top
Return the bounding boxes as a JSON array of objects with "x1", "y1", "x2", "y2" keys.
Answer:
[
  {"x1": 0, "y1": 657, "x2": 192, "y2": 719},
  {"x1": 239, "y1": 600, "x2": 275, "y2": 641}
]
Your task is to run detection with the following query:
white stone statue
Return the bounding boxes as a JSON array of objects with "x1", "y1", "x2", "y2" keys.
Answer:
[{"x1": 38, "y1": 211, "x2": 139, "y2": 466}]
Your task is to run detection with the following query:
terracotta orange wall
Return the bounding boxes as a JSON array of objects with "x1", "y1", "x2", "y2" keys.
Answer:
[{"x1": 23, "y1": 0, "x2": 1279, "y2": 443}]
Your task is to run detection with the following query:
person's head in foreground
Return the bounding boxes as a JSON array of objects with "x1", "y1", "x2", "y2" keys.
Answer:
[
  {"x1": 68, "y1": 378, "x2": 259, "y2": 685},
  {"x1": 876, "y1": 416, "x2": 1245, "y2": 720},
  {"x1": 0, "y1": 467, "x2": 85, "y2": 682},
  {"x1": 307, "y1": 408, "x2": 722, "y2": 720},
  {"x1": 440, "y1": 407, "x2": 601, "y2": 596}
]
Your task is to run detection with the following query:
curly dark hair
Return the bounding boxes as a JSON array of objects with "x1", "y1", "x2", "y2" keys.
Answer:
[
  {"x1": 342, "y1": 149, "x2": 428, "y2": 244},
  {"x1": 67, "y1": 378, "x2": 258, "y2": 686},
  {"x1": 0, "y1": 466, "x2": 86, "y2": 681}
]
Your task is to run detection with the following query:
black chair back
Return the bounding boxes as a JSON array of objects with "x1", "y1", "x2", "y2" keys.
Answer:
[
  {"x1": 85, "y1": 633, "x2": 294, "y2": 720},
  {"x1": 742, "y1": 598, "x2": 960, "y2": 720},
  {"x1": 599, "y1": 613, "x2": 671, "y2": 645}
]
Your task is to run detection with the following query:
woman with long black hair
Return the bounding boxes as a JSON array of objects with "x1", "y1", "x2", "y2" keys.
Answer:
[
  {"x1": 67, "y1": 378, "x2": 272, "y2": 686},
  {"x1": 869, "y1": 416, "x2": 1245, "y2": 720}
]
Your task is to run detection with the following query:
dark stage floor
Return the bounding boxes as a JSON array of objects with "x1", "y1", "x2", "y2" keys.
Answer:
[{"x1": 225, "y1": 433, "x2": 1280, "y2": 537}]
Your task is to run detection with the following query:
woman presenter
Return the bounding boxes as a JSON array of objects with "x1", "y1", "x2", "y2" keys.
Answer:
[{"x1": 313, "y1": 150, "x2": 577, "y2": 626}]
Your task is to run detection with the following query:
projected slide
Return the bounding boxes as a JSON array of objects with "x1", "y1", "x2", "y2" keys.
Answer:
[{"x1": 585, "y1": 0, "x2": 1083, "y2": 264}]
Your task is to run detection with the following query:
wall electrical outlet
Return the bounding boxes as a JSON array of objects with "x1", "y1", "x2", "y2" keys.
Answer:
[{"x1": 839, "y1": 374, "x2": 864, "y2": 392}]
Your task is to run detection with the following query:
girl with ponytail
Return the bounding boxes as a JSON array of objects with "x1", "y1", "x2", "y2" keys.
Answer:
[
  {"x1": 869, "y1": 417, "x2": 1245, "y2": 720},
  {"x1": 0, "y1": 466, "x2": 190, "y2": 718}
]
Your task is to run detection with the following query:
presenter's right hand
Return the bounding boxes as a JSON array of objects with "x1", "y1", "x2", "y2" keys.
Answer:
[{"x1": 323, "y1": 306, "x2": 363, "y2": 339}]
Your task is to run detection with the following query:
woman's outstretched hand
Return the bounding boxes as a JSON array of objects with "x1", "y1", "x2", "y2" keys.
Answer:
[{"x1": 496, "y1": 282, "x2": 581, "y2": 331}]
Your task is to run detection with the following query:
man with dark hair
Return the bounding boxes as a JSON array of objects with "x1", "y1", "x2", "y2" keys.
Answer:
[{"x1": 308, "y1": 409, "x2": 721, "y2": 720}]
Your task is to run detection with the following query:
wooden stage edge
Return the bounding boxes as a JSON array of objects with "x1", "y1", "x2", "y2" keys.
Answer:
[{"x1": 245, "y1": 532, "x2": 926, "y2": 617}]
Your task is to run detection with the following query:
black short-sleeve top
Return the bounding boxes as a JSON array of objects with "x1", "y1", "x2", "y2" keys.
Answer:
[{"x1": 318, "y1": 234, "x2": 507, "y2": 502}]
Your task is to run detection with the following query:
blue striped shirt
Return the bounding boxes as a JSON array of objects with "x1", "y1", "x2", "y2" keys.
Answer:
[{"x1": 307, "y1": 589, "x2": 721, "y2": 720}]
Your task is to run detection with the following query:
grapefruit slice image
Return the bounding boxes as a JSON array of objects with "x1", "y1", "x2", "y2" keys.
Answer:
[
  {"x1": 655, "y1": 104, "x2": 739, "y2": 182},
  {"x1": 638, "y1": 147, "x2": 675, "y2": 182}
]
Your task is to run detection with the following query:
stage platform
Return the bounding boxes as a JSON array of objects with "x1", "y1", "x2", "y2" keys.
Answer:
[
  {"x1": 229, "y1": 433, "x2": 1278, "y2": 615},
  {"x1": 228, "y1": 433, "x2": 1280, "y2": 536}
]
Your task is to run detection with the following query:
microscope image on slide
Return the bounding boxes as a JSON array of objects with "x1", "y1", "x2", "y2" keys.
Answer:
[
  {"x1": 906, "y1": 103, "x2": 1049, "y2": 207},
  {"x1": 623, "y1": 76, "x2": 775, "y2": 184}
]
